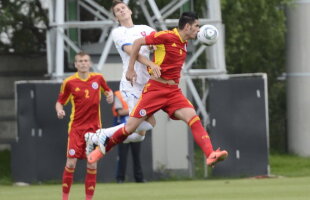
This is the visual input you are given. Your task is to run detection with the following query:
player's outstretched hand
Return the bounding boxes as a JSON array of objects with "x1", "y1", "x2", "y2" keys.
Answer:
[{"x1": 126, "y1": 69, "x2": 137, "y2": 86}]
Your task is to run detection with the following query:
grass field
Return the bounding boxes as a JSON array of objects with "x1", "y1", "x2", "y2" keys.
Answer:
[
  {"x1": 0, "y1": 176, "x2": 309, "y2": 200},
  {"x1": 1, "y1": 151, "x2": 310, "y2": 199}
]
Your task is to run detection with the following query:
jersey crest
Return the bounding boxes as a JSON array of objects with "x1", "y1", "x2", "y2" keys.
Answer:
[{"x1": 92, "y1": 82, "x2": 99, "y2": 90}]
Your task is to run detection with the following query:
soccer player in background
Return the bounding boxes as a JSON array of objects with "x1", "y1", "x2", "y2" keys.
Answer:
[
  {"x1": 85, "y1": 0, "x2": 156, "y2": 154},
  {"x1": 55, "y1": 52, "x2": 113, "y2": 200},
  {"x1": 89, "y1": 11, "x2": 228, "y2": 167}
]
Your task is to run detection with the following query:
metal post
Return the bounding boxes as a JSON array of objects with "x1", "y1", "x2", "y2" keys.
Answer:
[{"x1": 55, "y1": 0, "x2": 65, "y2": 78}]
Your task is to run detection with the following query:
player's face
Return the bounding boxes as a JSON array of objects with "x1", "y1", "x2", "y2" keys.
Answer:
[
  {"x1": 113, "y1": 3, "x2": 132, "y2": 22},
  {"x1": 74, "y1": 55, "x2": 91, "y2": 73},
  {"x1": 188, "y1": 20, "x2": 200, "y2": 39}
]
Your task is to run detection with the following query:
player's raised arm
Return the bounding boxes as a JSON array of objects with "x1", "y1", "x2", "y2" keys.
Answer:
[
  {"x1": 126, "y1": 37, "x2": 144, "y2": 84},
  {"x1": 126, "y1": 37, "x2": 161, "y2": 84}
]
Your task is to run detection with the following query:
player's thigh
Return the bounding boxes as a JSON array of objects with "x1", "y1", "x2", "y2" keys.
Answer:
[{"x1": 174, "y1": 107, "x2": 197, "y2": 123}]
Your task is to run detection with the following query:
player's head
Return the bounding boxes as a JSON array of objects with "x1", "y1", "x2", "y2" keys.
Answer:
[
  {"x1": 74, "y1": 52, "x2": 91, "y2": 73},
  {"x1": 178, "y1": 12, "x2": 200, "y2": 39},
  {"x1": 111, "y1": 0, "x2": 132, "y2": 22}
]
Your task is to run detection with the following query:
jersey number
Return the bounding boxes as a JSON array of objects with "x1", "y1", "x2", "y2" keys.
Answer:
[{"x1": 84, "y1": 89, "x2": 90, "y2": 98}]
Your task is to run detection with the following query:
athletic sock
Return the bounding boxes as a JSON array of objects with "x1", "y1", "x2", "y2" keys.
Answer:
[
  {"x1": 188, "y1": 115, "x2": 214, "y2": 157},
  {"x1": 135, "y1": 121, "x2": 153, "y2": 132},
  {"x1": 105, "y1": 126, "x2": 130, "y2": 152},
  {"x1": 123, "y1": 132, "x2": 145, "y2": 143},
  {"x1": 62, "y1": 167, "x2": 75, "y2": 200},
  {"x1": 85, "y1": 168, "x2": 97, "y2": 200}
]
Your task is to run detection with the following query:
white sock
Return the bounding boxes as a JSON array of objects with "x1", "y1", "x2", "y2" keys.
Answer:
[
  {"x1": 93, "y1": 123, "x2": 125, "y2": 144},
  {"x1": 102, "y1": 123, "x2": 125, "y2": 137},
  {"x1": 123, "y1": 133, "x2": 145, "y2": 143},
  {"x1": 135, "y1": 121, "x2": 153, "y2": 132}
]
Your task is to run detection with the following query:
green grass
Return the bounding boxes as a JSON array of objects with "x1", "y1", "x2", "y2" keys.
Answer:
[
  {"x1": 0, "y1": 177, "x2": 309, "y2": 200},
  {"x1": 1, "y1": 150, "x2": 310, "y2": 199},
  {"x1": 270, "y1": 154, "x2": 310, "y2": 177}
]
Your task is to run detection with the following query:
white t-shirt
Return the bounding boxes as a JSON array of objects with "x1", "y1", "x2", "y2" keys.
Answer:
[{"x1": 111, "y1": 25, "x2": 155, "y2": 86}]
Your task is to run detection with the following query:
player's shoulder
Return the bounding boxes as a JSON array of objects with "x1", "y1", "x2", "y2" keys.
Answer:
[
  {"x1": 90, "y1": 72, "x2": 106, "y2": 80},
  {"x1": 63, "y1": 73, "x2": 77, "y2": 84},
  {"x1": 136, "y1": 24, "x2": 155, "y2": 32},
  {"x1": 111, "y1": 26, "x2": 125, "y2": 35},
  {"x1": 90, "y1": 72, "x2": 104, "y2": 77},
  {"x1": 153, "y1": 29, "x2": 174, "y2": 38},
  {"x1": 135, "y1": 24, "x2": 153, "y2": 29}
]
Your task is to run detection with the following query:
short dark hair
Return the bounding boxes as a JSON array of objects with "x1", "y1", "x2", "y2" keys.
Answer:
[
  {"x1": 178, "y1": 12, "x2": 198, "y2": 30},
  {"x1": 75, "y1": 52, "x2": 90, "y2": 61},
  {"x1": 111, "y1": 0, "x2": 127, "y2": 16}
]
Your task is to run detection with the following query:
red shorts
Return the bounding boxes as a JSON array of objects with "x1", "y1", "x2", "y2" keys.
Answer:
[
  {"x1": 67, "y1": 127, "x2": 90, "y2": 159},
  {"x1": 130, "y1": 79, "x2": 194, "y2": 120}
]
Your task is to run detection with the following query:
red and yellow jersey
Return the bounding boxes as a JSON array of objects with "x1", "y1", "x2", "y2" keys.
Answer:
[
  {"x1": 57, "y1": 72, "x2": 112, "y2": 133},
  {"x1": 145, "y1": 28, "x2": 187, "y2": 83}
]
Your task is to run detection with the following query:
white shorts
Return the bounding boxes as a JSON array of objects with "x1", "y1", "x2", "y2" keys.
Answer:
[{"x1": 119, "y1": 81, "x2": 145, "y2": 113}]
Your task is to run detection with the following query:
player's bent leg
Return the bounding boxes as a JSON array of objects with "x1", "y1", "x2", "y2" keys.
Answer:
[
  {"x1": 136, "y1": 115, "x2": 156, "y2": 132},
  {"x1": 125, "y1": 115, "x2": 156, "y2": 143},
  {"x1": 174, "y1": 108, "x2": 228, "y2": 167},
  {"x1": 88, "y1": 117, "x2": 145, "y2": 164}
]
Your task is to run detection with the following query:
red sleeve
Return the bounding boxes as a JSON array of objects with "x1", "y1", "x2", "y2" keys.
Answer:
[
  {"x1": 145, "y1": 31, "x2": 170, "y2": 45},
  {"x1": 57, "y1": 80, "x2": 71, "y2": 105},
  {"x1": 100, "y1": 76, "x2": 112, "y2": 93}
]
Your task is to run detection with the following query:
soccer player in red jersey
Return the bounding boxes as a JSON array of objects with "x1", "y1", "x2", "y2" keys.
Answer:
[
  {"x1": 88, "y1": 12, "x2": 228, "y2": 167},
  {"x1": 55, "y1": 52, "x2": 113, "y2": 200}
]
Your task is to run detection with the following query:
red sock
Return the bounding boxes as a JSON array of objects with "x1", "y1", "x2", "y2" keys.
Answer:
[
  {"x1": 188, "y1": 115, "x2": 214, "y2": 157},
  {"x1": 85, "y1": 168, "x2": 97, "y2": 200},
  {"x1": 62, "y1": 167, "x2": 75, "y2": 200},
  {"x1": 106, "y1": 126, "x2": 130, "y2": 152}
]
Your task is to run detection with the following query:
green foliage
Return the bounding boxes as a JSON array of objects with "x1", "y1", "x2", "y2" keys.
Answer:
[
  {"x1": 270, "y1": 154, "x2": 310, "y2": 177},
  {"x1": 0, "y1": 0, "x2": 47, "y2": 53},
  {"x1": 221, "y1": 0, "x2": 292, "y2": 152},
  {"x1": 0, "y1": 150, "x2": 11, "y2": 184}
]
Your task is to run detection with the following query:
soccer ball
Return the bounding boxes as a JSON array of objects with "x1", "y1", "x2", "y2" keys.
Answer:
[{"x1": 197, "y1": 24, "x2": 219, "y2": 46}]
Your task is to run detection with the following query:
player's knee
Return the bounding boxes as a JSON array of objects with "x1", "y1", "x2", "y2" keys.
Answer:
[
  {"x1": 66, "y1": 163, "x2": 76, "y2": 169},
  {"x1": 86, "y1": 162, "x2": 97, "y2": 169}
]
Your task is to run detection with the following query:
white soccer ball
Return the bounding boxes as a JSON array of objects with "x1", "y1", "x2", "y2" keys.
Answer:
[{"x1": 197, "y1": 24, "x2": 219, "y2": 46}]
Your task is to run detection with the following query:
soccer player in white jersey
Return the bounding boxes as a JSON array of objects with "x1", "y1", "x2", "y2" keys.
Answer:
[{"x1": 85, "y1": 0, "x2": 156, "y2": 155}]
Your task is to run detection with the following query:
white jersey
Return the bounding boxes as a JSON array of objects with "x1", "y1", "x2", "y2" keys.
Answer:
[{"x1": 111, "y1": 25, "x2": 155, "y2": 86}]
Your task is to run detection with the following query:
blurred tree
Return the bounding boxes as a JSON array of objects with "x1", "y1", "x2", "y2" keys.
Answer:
[
  {"x1": 0, "y1": 0, "x2": 48, "y2": 54},
  {"x1": 221, "y1": 0, "x2": 292, "y2": 152}
]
